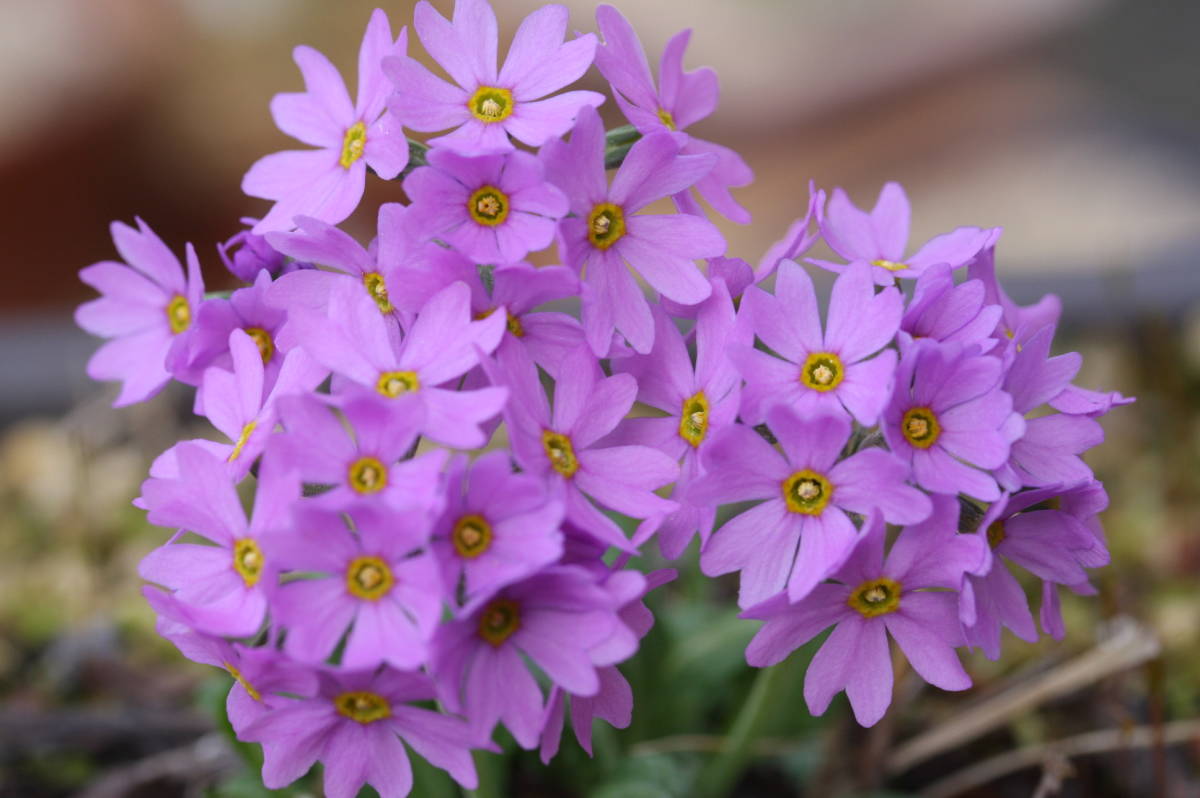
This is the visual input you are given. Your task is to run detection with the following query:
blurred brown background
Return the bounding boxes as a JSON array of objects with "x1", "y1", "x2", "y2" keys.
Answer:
[{"x1": 1, "y1": 1, "x2": 1198, "y2": 796}]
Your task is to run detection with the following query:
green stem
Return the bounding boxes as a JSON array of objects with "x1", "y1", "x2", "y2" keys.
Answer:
[
  {"x1": 464, "y1": 749, "x2": 505, "y2": 798},
  {"x1": 693, "y1": 663, "x2": 788, "y2": 798}
]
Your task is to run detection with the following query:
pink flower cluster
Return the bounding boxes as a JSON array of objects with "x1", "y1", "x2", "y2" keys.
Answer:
[{"x1": 75, "y1": 1, "x2": 1130, "y2": 794}]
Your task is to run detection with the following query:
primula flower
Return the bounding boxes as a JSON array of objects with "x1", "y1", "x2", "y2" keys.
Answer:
[
  {"x1": 610, "y1": 279, "x2": 745, "y2": 558},
  {"x1": 542, "y1": 105, "x2": 725, "y2": 354},
  {"x1": 218, "y1": 218, "x2": 291, "y2": 282},
  {"x1": 593, "y1": 5, "x2": 753, "y2": 223},
  {"x1": 432, "y1": 452, "x2": 565, "y2": 606},
  {"x1": 734, "y1": 261, "x2": 902, "y2": 426},
  {"x1": 485, "y1": 343, "x2": 678, "y2": 552},
  {"x1": 899, "y1": 263, "x2": 1002, "y2": 353},
  {"x1": 404, "y1": 148, "x2": 568, "y2": 263},
  {"x1": 967, "y1": 236, "x2": 1063, "y2": 353},
  {"x1": 241, "y1": 667, "x2": 478, "y2": 798},
  {"x1": 964, "y1": 482, "x2": 1108, "y2": 659},
  {"x1": 384, "y1": 0, "x2": 603, "y2": 153},
  {"x1": 243, "y1": 10, "x2": 409, "y2": 233},
  {"x1": 139, "y1": 443, "x2": 299, "y2": 638},
  {"x1": 76, "y1": 218, "x2": 204, "y2": 407},
  {"x1": 691, "y1": 405, "x2": 932, "y2": 607},
  {"x1": 289, "y1": 281, "x2": 507, "y2": 448},
  {"x1": 809, "y1": 181, "x2": 993, "y2": 285},
  {"x1": 744, "y1": 506, "x2": 987, "y2": 727},
  {"x1": 431, "y1": 565, "x2": 638, "y2": 748},
  {"x1": 272, "y1": 506, "x2": 442, "y2": 670},
  {"x1": 755, "y1": 181, "x2": 825, "y2": 281},
  {"x1": 883, "y1": 341, "x2": 1023, "y2": 502},
  {"x1": 473, "y1": 263, "x2": 585, "y2": 377}
]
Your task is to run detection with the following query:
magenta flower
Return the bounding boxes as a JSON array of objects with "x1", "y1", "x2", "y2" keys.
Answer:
[
  {"x1": 809, "y1": 181, "x2": 993, "y2": 285},
  {"x1": 431, "y1": 451, "x2": 565, "y2": 606},
  {"x1": 430, "y1": 565, "x2": 637, "y2": 748},
  {"x1": 610, "y1": 279, "x2": 745, "y2": 558},
  {"x1": 139, "y1": 443, "x2": 299, "y2": 637},
  {"x1": 883, "y1": 341, "x2": 1023, "y2": 502},
  {"x1": 272, "y1": 506, "x2": 442, "y2": 670},
  {"x1": 692, "y1": 406, "x2": 932, "y2": 607},
  {"x1": 745, "y1": 505, "x2": 986, "y2": 727},
  {"x1": 243, "y1": 10, "x2": 409, "y2": 233},
  {"x1": 404, "y1": 148, "x2": 567, "y2": 263},
  {"x1": 593, "y1": 5, "x2": 753, "y2": 223},
  {"x1": 542, "y1": 105, "x2": 725, "y2": 354},
  {"x1": 485, "y1": 343, "x2": 678, "y2": 552},
  {"x1": 241, "y1": 667, "x2": 478, "y2": 798},
  {"x1": 289, "y1": 280, "x2": 507, "y2": 448},
  {"x1": 734, "y1": 261, "x2": 902, "y2": 426},
  {"x1": 899, "y1": 263, "x2": 1002, "y2": 353},
  {"x1": 76, "y1": 218, "x2": 204, "y2": 407},
  {"x1": 384, "y1": 0, "x2": 603, "y2": 153}
]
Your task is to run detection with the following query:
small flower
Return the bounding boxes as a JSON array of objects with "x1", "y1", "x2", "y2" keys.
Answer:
[
  {"x1": 899, "y1": 263, "x2": 1002, "y2": 352},
  {"x1": 218, "y1": 218, "x2": 291, "y2": 282},
  {"x1": 75, "y1": 218, "x2": 204, "y2": 407},
  {"x1": 243, "y1": 10, "x2": 409, "y2": 233},
  {"x1": 404, "y1": 148, "x2": 567, "y2": 263},
  {"x1": 744, "y1": 506, "x2": 986, "y2": 727},
  {"x1": 692, "y1": 405, "x2": 932, "y2": 607},
  {"x1": 384, "y1": 0, "x2": 603, "y2": 153},
  {"x1": 755, "y1": 181, "x2": 825, "y2": 282}
]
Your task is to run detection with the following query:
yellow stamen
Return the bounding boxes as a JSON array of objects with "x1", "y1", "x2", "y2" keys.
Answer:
[
  {"x1": 986, "y1": 520, "x2": 1006, "y2": 549},
  {"x1": 227, "y1": 421, "x2": 257, "y2": 463},
  {"x1": 348, "y1": 456, "x2": 388, "y2": 494},
  {"x1": 362, "y1": 272, "x2": 394, "y2": 314},
  {"x1": 224, "y1": 661, "x2": 262, "y2": 702},
  {"x1": 232, "y1": 538, "x2": 264, "y2": 587},
  {"x1": 541, "y1": 430, "x2": 579, "y2": 478},
  {"x1": 586, "y1": 203, "x2": 626, "y2": 250},
  {"x1": 872, "y1": 259, "x2": 908, "y2": 272},
  {"x1": 334, "y1": 691, "x2": 391, "y2": 724},
  {"x1": 166, "y1": 294, "x2": 191, "y2": 334},
  {"x1": 901, "y1": 406, "x2": 940, "y2": 449},
  {"x1": 679, "y1": 390, "x2": 710, "y2": 447},
  {"x1": 848, "y1": 577, "x2": 902, "y2": 617},
  {"x1": 468, "y1": 185, "x2": 510, "y2": 227},
  {"x1": 657, "y1": 108, "x2": 677, "y2": 130},
  {"x1": 468, "y1": 87, "x2": 514, "y2": 123},
  {"x1": 376, "y1": 370, "x2": 420, "y2": 398},
  {"x1": 345, "y1": 555, "x2": 394, "y2": 601},
  {"x1": 800, "y1": 352, "x2": 844, "y2": 393},
  {"x1": 339, "y1": 121, "x2": 367, "y2": 169},
  {"x1": 452, "y1": 514, "x2": 493, "y2": 559},
  {"x1": 782, "y1": 469, "x2": 833, "y2": 516},
  {"x1": 478, "y1": 598, "x2": 520, "y2": 646},
  {"x1": 243, "y1": 326, "x2": 274, "y2": 364}
]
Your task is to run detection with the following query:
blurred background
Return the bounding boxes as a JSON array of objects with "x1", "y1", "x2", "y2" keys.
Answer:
[{"x1": 1, "y1": 0, "x2": 1198, "y2": 796}]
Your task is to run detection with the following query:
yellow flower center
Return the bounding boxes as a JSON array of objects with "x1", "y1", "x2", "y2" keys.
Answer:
[
  {"x1": 872, "y1": 259, "x2": 909, "y2": 272},
  {"x1": 362, "y1": 271, "x2": 394, "y2": 314},
  {"x1": 541, "y1": 430, "x2": 579, "y2": 478},
  {"x1": 232, "y1": 538, "x2": 264, "y2": 587},
  {"x1": 657, "y1": 108, "x2": 677, "y2": 130},
  {"x1": 901, "y1": 406, "x2": 941, "y2": 449},
  {"x1": 986, "y1": 520, "x2": 1006, "y2": 549},
  {"x1": 227, "y1": 421, "x2": 257, "y2": 463},
  {"x1": 468, "y1": 185, "x2": 510, "y2": 227},
  {"x1": 587, "y1": 203, "x2": 626, "y2": 250},
  {"x1": 478, "y1": 598, "x2": 520, "y2": 646},
  {"x1": 339, "y1": 121, "x2": 367, "y2": 169},
  {"x1": 376, "y1": 370, "x2": 420, "y2": 398},
  {"x1": 679, "y1": 390, "x2": 710, "y2": 447},
  {"x1": 224, "y1": 661, "x2": 262, "y2": 702},
  {"x1": 468, "y1": 86, "x2": 514, "y2": 123},
  {"x1": 848, "y1": 577, "x2": 902, "y2": 618},
  {"x1": 782, "y1": 469, "x2": 833, "y2": 516},
  {"x1": 166, "y1": 294, "x2": 191, "y2": 334},
  {"x1": 800, "y1": 352, "x2": 844, "y2": 392},
  {"x1": 348, "y1": 456, "x2": 388, "y2": 494},
  {"x1": 243, "y1": 326, "x2": 274, "y2": 364},
  {"x1": 476, "y1": 308, "x2": 526, "y2": 338},
  {"x1": 345, "y1": 555, "x2": 394, "y2": 601},
  {"x1": 334, "y1": 691, "x2": 391, "y2": 724},
  {"x1": 452, "y1": 513, "x2": 493, "y2": 559}
]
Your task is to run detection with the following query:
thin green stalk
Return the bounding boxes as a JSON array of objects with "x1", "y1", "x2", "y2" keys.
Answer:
[
  {"x1": 693, "y1": 663, "x2": 789, "y2": 798},
  {"x1": 464, "y1": 749, "x2": 506, "y2": 798}
]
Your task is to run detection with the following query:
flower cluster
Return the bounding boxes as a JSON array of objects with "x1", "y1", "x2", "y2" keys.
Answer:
[{"x1": 75, "y1": 1, "x2": 1130, "y2": 794}]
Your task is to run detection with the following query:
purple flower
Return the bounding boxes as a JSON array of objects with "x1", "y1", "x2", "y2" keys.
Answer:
[
  {"x1": 734, "y1": 261, "x2": 902, "y2": 426},
  {"x1": 809, "y1": 181, "x2": 993, "y2": 284},
  {"x1": 143, "y1": 587, "x2": 317, "y2": 737},
  {"x1": 273, "y1": 393, "x2": 445, "y2": 517},
  {"x1": 481, "y1": 263, "x2": 585, "y2": 378},
  {"x1": 485, "y1": 343, "x2": 678, "y2": 552},
  {"x1": 404, "y1": 148, "x2": 567, "y2": 263},
  {"x1": 883, "y1": 341, "x2": 1023, "y2": 501},
  {"x1": 899, "y1": 263, "x2": 1002, "y2": 352},
  {"x1": 542, "y1": 105, "x2": 725, "y2": 354},
  {"x1": 610, "y1": 279, "x2": 745, "y2": 558},
  {"x1": 744, "y1": 506, "x2": 986, "y2": 727},
  {"x1": 966, "y1": 236, "x2": 1063, "y2": 353},
  {"x1": 243, "y1": 10, "x2": 409, "y2": 233},
  {"x1": 430, "y1": 565, "x2": 637, "y2": 748},
  {"x1": 692, "y1": 405, "x2": 932, "y2": 607},
  {"x1": 755, "y1": 181, "x2": 825, "y2": 282},
  {"x1": 218, "y1": 218, "x2": 291, "y2": 282},
  {"x1": 139, "y1": 443, "x2": 299, "y2": 637},
  {"x1": 289, "y1": 280, "x2": 507, "y2": 448},
  {"x1": 76, "y1": 218, "x2": 204, "y2": 407},
  {"x1": 964, "y1": 482, "x2": 1109, "y2": 659},
  {"x1": 593, "y1": 5, "x2": 753, "y2": 223},
  {"x1": 384, "y1": 0, "x2": 603, "y2": 153},
  {"x1": 272, "y1": 506, "x2": 442, "y2": 670},
  {"x1": 431, "y1": 451, "x2": 565, "y2": 607},
  {"x1": 241, "y1": 667, "x2": 478, "y2": 798}
]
